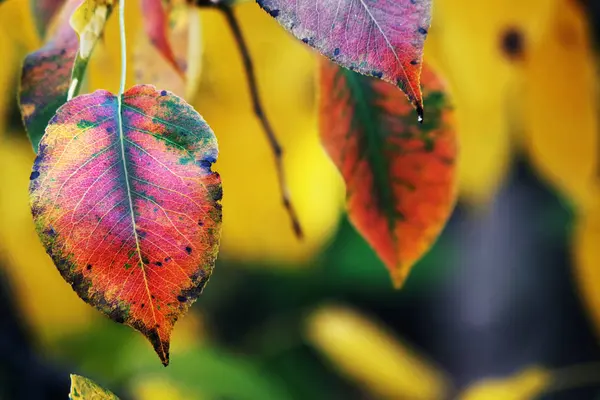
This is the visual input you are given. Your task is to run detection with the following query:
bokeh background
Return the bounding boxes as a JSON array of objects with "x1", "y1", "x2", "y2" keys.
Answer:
[{"x1": 2, "y1": 0, "x2": 600, "y2": 398}]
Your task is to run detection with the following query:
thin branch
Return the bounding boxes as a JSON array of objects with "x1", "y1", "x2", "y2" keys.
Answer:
[{"x1": 214, "y1": 3, "x2": 304, "y2": 239}]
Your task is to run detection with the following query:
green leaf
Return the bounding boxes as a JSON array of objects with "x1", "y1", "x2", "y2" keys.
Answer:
[{"x1": 69, "y1": 374, "x2": 120, "y2": 400}]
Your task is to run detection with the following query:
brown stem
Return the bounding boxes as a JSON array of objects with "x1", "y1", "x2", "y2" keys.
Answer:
[{"x1": 191, "y1": 0, "x2": 303, "y2": 239}]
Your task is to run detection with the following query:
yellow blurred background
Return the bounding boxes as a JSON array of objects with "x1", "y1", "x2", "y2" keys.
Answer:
[{"x1": 2, "y1": 0, "x2": 600, "y2": 398}]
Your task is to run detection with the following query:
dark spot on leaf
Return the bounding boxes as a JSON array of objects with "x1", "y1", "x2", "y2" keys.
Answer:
[
  {"x1": 199, "y1": 159, "x2": 212, "y2": 169},
  {"x1": 418, "y1": 27, "x2": 428, "y2": 35},
  {"x1": 198, "y1": 220, "x2": 204, "y2": 226},
  {"x1": 107, "y1": 127, "x2": 113, "y2": 133},
  {"x1": 141, "y1": 303, "x2": 145, "y2": 308},
  {"x1": 185, "y1": 246, "x2": 192, "y2": 254},
  {"x1": 160, "y1": 90, "x2": 167, "y2": 96},
  {"x1": 500, "y1": 27, "x2": 524, "y2": 60},
  {"x1": 30, "y1": 171, "x2": 40, "y2": 180},
  {"x1": 302, "y1": 38, "x2": 309, "y2": 43},
  {"x1": 177, "y1": 295, "x2": 186, "y2": 302},
  {"x1": 334, "y1": 48, "x2": 340, "y2": 56},
  {"x1": 267, "y1": 8, "x2": 279, "y2": 17},
  {"x1": 164, "y1": 257, "x2": 172, "y2": 262},
  {"x1": 372, "y1": 71, "x2": 383, "y2": 79},
  {"x1": 410, "y1": 59, "x2": 419, "y2": 65},
  {"x1": 154, "y1": 261, "x2": 163, "y2": 267},
  {"x1": 86, "y1": 264, "x2": 92, "y2": 270}
]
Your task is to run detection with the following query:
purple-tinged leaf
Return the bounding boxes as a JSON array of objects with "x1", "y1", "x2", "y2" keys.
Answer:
[{"x1": 256, "y1": 0, "x2": 431, "y2": 118}]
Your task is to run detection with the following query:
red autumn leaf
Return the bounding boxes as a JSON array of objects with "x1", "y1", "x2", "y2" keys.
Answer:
[
  {"x1": 29, "y1": 85, "x2": 222, "y2": 365},
  {"x1": 319, "y1": 60, "x2": 457, "y2": 287},
  {"x1": 140, "y1": 0, "x2": 185, "y2": 77},
  {"x1": 256, "y1": 0, "x2": 431, "y2": 119}
]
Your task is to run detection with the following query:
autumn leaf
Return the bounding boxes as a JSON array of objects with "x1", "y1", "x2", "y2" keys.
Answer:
[
  {"x1": 573, "y1": 199, "x2": 600, "y2": 337},
  {"x1": 20, "y1": 0, "x2": 114, "y2": 152},
  {"x1": 256, "y1": 0, "x2": 431, "y2": 119},
  {"x1": 319, "y1": 60, "x2": 457, "y2": 287},
  {"x1": 0, "y1": 136, "x2": 95, "y2": 343},
  {"x1": 521, "y1": 0, "x2": 598, "y2": 208},
  {"x1": 424, "y1": 0, "x2": 557, "y2": 206},
  {"x1": 140, "y1": 0, "x2": 185, "y2": 77},
  {"x1": 134, "y1": 1, "x2": 202, "y2": 100},
  {"x1": 306, "y1": 305, "x2": 450, "y2": 399},
  {"x1": 69, "y1": 0, "x2": 116, "y2": 99},
  {"x1": 69, "y1": 374, "x2": 119, "y2": 399},
  {"x1": 458, "y1": 367, "x2": 550, "y2": 400},
  {"x1": 29, "y1": 85, "x2": 222, "y2": 365}
]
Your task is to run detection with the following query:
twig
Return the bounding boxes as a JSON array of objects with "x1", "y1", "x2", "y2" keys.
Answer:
[{"x1": 192, "y1": 0, "x2": 303, "y2": 239}]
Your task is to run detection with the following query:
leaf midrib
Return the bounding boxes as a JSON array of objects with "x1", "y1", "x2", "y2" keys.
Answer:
[
  {"x1": 116, "y1": 93, "x2": 162, "y2": 354},
  {"x1": 343, "y1": 69, "x2": 398, "y2": 235},
  {"x1": 356, "y1": 0, "x2": 418, "y2": 102}
]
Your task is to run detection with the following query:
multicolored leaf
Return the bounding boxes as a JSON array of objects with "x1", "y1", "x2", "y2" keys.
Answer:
[
  {"x1": 29, "y1": 85, "x2": 222, "y2": 365},
  {"x1": 69, "y1": 374, "x2": 119, "y2": 400},
  {"x1": 319, "y1": 60, "x2": 457, "y2": 287},
  {"x1": 141, "y1": 0, "x2": 185, "y2": 77},
  {"x1": 256, "y1": 0, "x2": 432, "y2": 118},
  {"x1": 20, "y1": 0, "x2": 113, "y2": 152}
]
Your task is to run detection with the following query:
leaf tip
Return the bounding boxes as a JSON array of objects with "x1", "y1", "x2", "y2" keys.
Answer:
[
  {"x1": 416, "y1": 103, "x2": 424, "y2": 124},
  {"x1": 390, "y1": 264, "x2": 411, "y2": 289}
]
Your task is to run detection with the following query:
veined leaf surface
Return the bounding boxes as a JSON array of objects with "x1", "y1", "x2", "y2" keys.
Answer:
[
  {"x1": 319, "y1": 61, "x2": 456, "y2": 287},
  {"x1": 29, "y1": 85, "x2": 222, "y2": 365},
  {"x1": 257, "y1": 0, "x2": 431, "y2": 117},
  {"x1": 70, "y1": 374, "x2": 119, "y2": 400},
  {"x1": 20, "y1": 0, "x2": 114, "y2": 151}
]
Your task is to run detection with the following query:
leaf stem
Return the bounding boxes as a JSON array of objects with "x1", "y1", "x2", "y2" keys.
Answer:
[
  {"x1": 216, "y1": 3, "x2": 304, "y2": 239},
  {"x1": 119, "y1": 0, "x2": 127, "y2": 96}
]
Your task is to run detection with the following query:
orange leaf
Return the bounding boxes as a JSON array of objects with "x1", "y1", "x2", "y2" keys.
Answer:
[{"x1": 319, "y1": 61, "x2": 457, "y2": 287}]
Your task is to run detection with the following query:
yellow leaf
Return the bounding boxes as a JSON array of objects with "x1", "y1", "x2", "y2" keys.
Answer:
[
  {"x1": 70, "y1": 0, "x2": 115, "y2": 60},
  {"x1": 197, "y1": 4, "x2": 344, "y2": 265},
  {"x1": 520, "y1": 0, "x2": 598, "y2": 208},
  {"x1": 0, "y1": 137, "x2": 95, "y2": 343},
  {"x1": 0, "y1": 21, "x2": 19, "y2": 134},
  {"x1": 70, "y1": 374, "x2": 119, "y2": 400},
  {"x1": 0, "y1": 0, "x2": 40, "y2": 51},
  {"x1": 425, "y1": 0, "x2": 557, "y2": 206},
  {"x1": 306, "y1": 305, "x2": 449, "y2": 400},
  {"x1": 131, "y1": 377, "x2": 200, "y2": 400},
  {"x1": 459, "y1": 367, "x2": 550, "y2": 400},
  {"x1": 573, "y1": 198, "x2": 600, "y2": 337}
]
